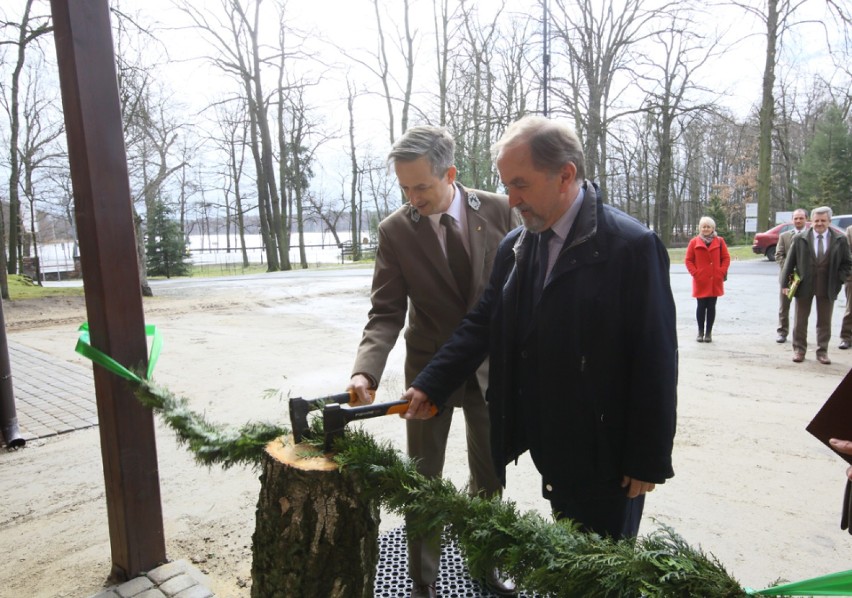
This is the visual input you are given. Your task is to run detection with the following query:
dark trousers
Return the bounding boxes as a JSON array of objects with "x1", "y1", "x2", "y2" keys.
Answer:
[
  {"x1": 696, "y1": 297, "x2": 717, "y2": 334},
  {"x1": 840, "y1": 283, "x2": 852, "y2": 341},
  {"x1": 550, "y1": 492, "x2": 645, "y2": 540}
]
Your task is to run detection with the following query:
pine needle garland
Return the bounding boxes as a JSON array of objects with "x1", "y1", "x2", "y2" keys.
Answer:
[
  {"x1": 132, "y1": 380, "x2": 287, "y2": 469},
  {"x1": 130, "y1": 378, "x2": 747, "y2": 597}
]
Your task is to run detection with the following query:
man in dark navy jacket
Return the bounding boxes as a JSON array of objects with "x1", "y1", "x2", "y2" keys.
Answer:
[{"x1": 403, "y1": 116, "x2": 678, "y2": 540}]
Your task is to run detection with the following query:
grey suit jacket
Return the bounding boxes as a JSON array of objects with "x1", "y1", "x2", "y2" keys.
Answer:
[{"x1": 352, "y1": 183, "x2": 514, "y2": 407}]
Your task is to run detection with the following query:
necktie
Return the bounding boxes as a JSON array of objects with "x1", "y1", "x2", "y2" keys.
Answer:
[
  {"x1": 440, "y1": 213, "x2": 471, "y2": 301},
  {"x1": 534, "y1": 229, "x2": 555, "y2": 305},
  {"x1": 818, "y1": 234, "x2": 825, "y2": 259}
]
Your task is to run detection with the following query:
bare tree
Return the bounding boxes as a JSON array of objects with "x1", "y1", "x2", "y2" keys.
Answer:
[
  {"x1": 179, "y1": 0, "x2": 281, "y2": 270},
  {"x1": 18, "y1": 61, "x2": 64, "y2": 285},
  {"x1": 361, "y1": 154, "x2": 397, "y2": 228},
  {"x1": 212, "y1": 98, "x2": 252, "y2": 267},
  {"x1": 635, "y1": 13, "x2": 717, "y2": 244},
  {"x1": 0, "y1": 0, "x2": 52, "y2": 290},
  {"x1": 304, "y1": 189, "x2": 346, "y2": 247},
  {"x1": 354, "y1": 0, "x2": 417, "y2": 143},
  {"x1": 431, "y1": 0, "x2": 459, "y2": 126},
  {"x1": 731, "y1": 0, "x2": 809, "y2": 231},
  {"x1": 551, "y1": 0, "x2": 672, "y2": 199},
  {"x1": 346, "y1": 80, "x2": 362, "y2": 260},
  {"x1": 281, "y1": 84, "x2": 329, "y2": 268}
]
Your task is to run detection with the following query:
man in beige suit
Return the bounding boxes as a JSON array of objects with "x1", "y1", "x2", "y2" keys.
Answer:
[
  {"x1": 348, "y1": 126, "x2": 516, "y2": 598},
  {"x1": 775, "y1": 209, "x2": 807, "y2": 343}
]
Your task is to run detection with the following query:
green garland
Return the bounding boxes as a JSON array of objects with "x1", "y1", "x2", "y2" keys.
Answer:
[{"x1": 131, "y1": 379, "x2": 746, "y2": 597}]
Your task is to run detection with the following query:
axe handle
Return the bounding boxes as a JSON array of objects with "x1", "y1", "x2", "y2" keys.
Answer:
[
  {"x1": 385, "y1": 400, "x2": 437, "y2": 416},
  {"x1": 311, "y1": 388, "x2": 375, "y2": 407},
  {"x1": 348, "y1": 388, "x2": 376, "y2": 404},
  {"x1": 343, "y1": 398, "x2": 437, "y2": 420}
]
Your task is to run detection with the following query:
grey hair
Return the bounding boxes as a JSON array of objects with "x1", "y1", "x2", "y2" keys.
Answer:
[
  {"x1": 698, "y1": 216, "x2": 716, "y2": 230},
  {"x1": 388, "y1": 125, "x2": 455, "y2": 177},
  {"x1": 811, "y1": 206, "x2": 833, "y2": 219},
  {"x1": 491, "y1": 115, "x2": 586, "y2": 181}
]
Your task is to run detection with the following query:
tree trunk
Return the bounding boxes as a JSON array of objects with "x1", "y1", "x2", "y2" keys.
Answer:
[
  {"x1": 252, "y1": 437, "x2": 380, "y2": 598},
  {"x1": 757, "y1": 0, "x2": 778, "y2": 232}
]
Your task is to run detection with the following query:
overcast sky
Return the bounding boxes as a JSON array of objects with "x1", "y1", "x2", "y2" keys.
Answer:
[{"x1": 129, "y1": 0, "x2": 843, "y2": 193}]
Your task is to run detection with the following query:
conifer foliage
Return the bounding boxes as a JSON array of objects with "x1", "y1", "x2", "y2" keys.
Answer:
[{"x1": 146, "y1": 200, "x2": 190, "y2": 278}]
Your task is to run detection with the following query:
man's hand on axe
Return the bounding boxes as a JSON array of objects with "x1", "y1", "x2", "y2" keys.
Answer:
[
  {"x1": 402, "y1": 387, "x2": 438, "y2": 420},
  {"x1": 347, "y1": 374, "x2": 378, "y2": 406}
]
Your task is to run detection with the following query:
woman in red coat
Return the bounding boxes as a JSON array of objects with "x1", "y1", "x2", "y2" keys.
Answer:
[{"x1": 685, "y1": 216, "x2": 731, "y2": 343}]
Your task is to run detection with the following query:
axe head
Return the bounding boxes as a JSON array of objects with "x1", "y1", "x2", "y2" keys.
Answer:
[
  {"x1": 323, "y1": 403, "x2": 348, "y2": 451},
  {"x1": 288, "y1": 396, "x2": 313, "y2": 444},
  {"x1": 289, "y1": 390, "x2": 374, "y2": 444}
]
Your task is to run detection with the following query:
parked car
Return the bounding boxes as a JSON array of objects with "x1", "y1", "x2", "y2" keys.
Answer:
[
  {"x1": 752, "y1": 222, "x2": 844, "y2": 261},
  {"x1": 832, "y1": 214, "x2": 852, "y2": 231},
  {"x1": 753, "y1": 223, "x2": 798, "y2": 261}
]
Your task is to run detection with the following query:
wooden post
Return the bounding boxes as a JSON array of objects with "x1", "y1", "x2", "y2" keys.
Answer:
[
  {"x1": 49, "y1": 0, "x2": 166, "y2": 580},
  {"x1": 252, "y1": 436, "x2": 380, "y2": 597}
]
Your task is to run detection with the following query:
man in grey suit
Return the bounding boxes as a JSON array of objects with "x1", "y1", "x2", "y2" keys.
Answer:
[
  {"x1": 348, "y1": 126, "x2": 516, "y2": 598},
  {"x1": 782, "y1": 206, "x2": 852, "y2": 364},
  {"x1": 775, "y1": 208, "x2": 808, "y2": 343}
]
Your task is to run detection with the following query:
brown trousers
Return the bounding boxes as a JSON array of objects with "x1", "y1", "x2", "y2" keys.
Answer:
[{"x1": 792, "y1": 292, "x2": 834, "y2": 356}]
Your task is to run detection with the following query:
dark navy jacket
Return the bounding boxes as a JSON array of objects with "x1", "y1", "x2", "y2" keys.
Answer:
[{"x1": 412, "y1": 182, "x2": 678, "y2": 501}]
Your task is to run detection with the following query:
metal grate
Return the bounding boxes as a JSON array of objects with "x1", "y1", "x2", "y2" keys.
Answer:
[{"x1": 375, "y1": 525, "x2": 541, "y2": 597}]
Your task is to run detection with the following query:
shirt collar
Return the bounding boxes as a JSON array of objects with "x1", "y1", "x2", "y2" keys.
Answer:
[
  {"x1": 550, "y1": 186, "x2": 585, "y2": 244},
  {"x1": 430, "y1": 183, "x2": 464, "y2": 225}
]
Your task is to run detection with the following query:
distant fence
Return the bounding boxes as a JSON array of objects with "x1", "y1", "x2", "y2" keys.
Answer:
[{"x1": 29, "y1": 235, "x2": 377, "y2": 281}]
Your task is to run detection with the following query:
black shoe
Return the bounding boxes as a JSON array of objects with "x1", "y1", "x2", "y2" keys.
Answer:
[
  {"x1": 704, "y1": 333, "x2": 712, "y2": 343},
  {"x1": 696, "y1": 334, "x2": 704, "y2": 343},
  {"x1": 484, "y1": 568, "x2": 517, "y2": 596},
  {"x1": 411, "y1": 583, "x2": 437, "y2": 598}
]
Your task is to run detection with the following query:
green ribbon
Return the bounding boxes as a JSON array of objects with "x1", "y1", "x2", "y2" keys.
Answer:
[
  {"x1": 75, "y1": 322, "x2": 162, "y2": 383},
  {"x1": 747, "y1": 569, "x2": 852, "y2": 596}
]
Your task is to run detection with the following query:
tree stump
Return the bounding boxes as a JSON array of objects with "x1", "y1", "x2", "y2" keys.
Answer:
[{"x1": 251, "y1": 435, "x2": 380, "y2": 598}]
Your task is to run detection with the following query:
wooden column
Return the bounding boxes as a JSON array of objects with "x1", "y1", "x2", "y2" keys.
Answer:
[
  {"x1": 49, "y1": 0, "x2": 166, "y2": 580},
  {"x1": 252, "y1": 436, "x2": 380, "y2": 597}
]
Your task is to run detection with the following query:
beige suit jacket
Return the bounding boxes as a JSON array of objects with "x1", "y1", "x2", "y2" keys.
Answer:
[
  {"x1": 352, "y1": 183, "x2": 514, "y2": 407},
  {"x1": 776, "y1": 227, "x2": 802, "y2": 285}
]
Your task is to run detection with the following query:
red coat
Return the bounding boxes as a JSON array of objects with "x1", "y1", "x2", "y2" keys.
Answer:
[{"x1": 685, "y1": 235, "x2": 730, "y2": 298}]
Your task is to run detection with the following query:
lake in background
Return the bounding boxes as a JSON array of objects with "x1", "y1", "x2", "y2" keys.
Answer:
[{"x1": 33, "y1": 231, "x2": 369, "y2": 279}]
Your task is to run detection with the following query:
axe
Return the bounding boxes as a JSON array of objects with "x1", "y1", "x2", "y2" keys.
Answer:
[
  {"x1": 288, "y1": 389, "x2": 375, "y2": 443},
  {"x1": 322, "y1": 399, "x2": 437, "y2": 451}
]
